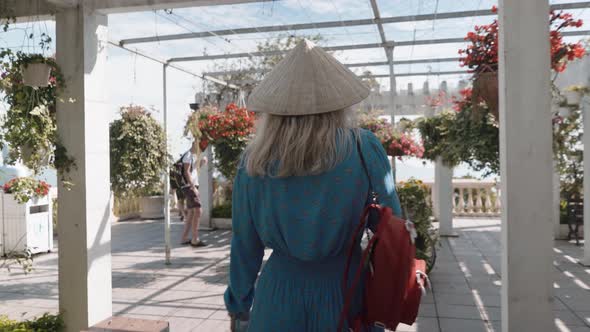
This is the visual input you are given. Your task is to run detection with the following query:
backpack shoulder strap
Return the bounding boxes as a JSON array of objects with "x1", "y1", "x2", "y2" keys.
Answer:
[{"x1": 356, "y1": 137, "x2": 374, "y2": 192}]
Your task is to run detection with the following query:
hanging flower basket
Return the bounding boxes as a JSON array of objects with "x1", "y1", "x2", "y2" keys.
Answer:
[
  {"x1": 21, "y1": 63, "x2": 52, "y2": 88},
  {"x1": 472, "y1": 71, "x2": 499, "y2": 120}
]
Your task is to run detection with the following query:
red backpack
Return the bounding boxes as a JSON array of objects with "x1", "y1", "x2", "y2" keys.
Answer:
[{"x1": 337, "y1": 143, "x2": 429, "y2": 332}]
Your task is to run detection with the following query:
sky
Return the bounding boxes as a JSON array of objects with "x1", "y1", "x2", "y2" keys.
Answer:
[{"x1": 1, "y1": 0, "x2": 590, "y2": 181}]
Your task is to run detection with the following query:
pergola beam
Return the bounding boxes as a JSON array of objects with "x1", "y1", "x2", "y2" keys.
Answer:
[
  {"x1": 361, "y1": 70, "x2": 469, "y2": 78},
  {"x1": 226, "y1": 70, "x2": 469, "y2": 86},
  {"x1": 348, "y1": 57, "x2": 460, "y2": 67},
  {"x1": 168, "y1": 41, "x2": 395, "y2": 62},
  {"x1": 167, "y1": 29, "x2": 590, "y2": 62},
  {"x1": 0, "y1": 0, "x2": 57, "y2": 20},
  {"x1": 202, "y1": 57, "x2": 462, "y2": 76},
  {"x1": 88, "y1": 0, "x2": 268, "y2": 14},
  {"x1": 3, "y1": 0, "x2": 269, "y2": 19},
  {"x1": 119, "y1": 1, "x2": 590, "y2": 45}
]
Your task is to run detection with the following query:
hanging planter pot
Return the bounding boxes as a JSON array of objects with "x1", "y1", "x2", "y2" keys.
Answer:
[
  {"x1": 472, "y1": 71, "x2": 499, "y2": 120},
  {"x1": 21, "y1": 63, "x2": 51, "y2": 88},
  {"x1": 558, "y1": 107, "x2": 572, "y2": 117},
  {"x1": 21, "y1": 144, "x2": 51, "y2": 167},
  {"x1": 564, "y1": 90, "x2": 582, "y2": 106}
]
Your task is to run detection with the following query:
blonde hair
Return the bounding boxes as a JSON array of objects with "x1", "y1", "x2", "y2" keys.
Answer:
[{"x1": 244, "y1": 108, "x2": 357, "y2": 177}]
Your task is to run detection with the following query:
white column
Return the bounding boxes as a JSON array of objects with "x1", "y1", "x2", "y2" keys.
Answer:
[
  {"x1": 387, "y1": 46, "x2": 396, "y2": 125},
  {"x1": 499, "y1": 1, "x2": 554, "y2": 331},
  {"x1": 56, "y1": 6, "x2": 111, "y2": 332},
  {"x1": 582, "y1": 96, "x2": 590, "y2": 266},
  {"x1": 434, "y1": 158, "x2": 456, "y2": 237},
  {"x1": 198, "y1": 147, "x2": 214, "y2": 229}
]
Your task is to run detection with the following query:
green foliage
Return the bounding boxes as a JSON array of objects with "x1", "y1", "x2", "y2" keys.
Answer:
[
  {"x1": 52, "y1": 198, "x2": 58, "y2": 236},
  {"x1": 415, "y1": 106, "x2": 500, "y2": 176},
  {"x1": 214, "y1": 140, "x2": 247, "y2": 181},
  {"x1": 553, "y1": 89, "x2": 584, "y2": 201},
  {"x1": 1, "y1": 247, "x2": 33, "y2": 274},
  {"x1": 212, "y1": 203, "x2": 232, "y2": 219},
  {"x1": 0, "y1": 50, "x2": 75, "y2": 184},
  {"x1": 0, "y1": 313, "x2": 64, "y2": 332},
  {"x1": 110, "y1": 105, "x2": 167, "y2": 197},
  {"x1": 397, "y1": 179, "x2": 438, "y2": 263}
]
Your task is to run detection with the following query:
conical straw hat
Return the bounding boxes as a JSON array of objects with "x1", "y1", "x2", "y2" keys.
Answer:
[{"x1": 248, "y1": 39, "x2": 370, "y2": 115}]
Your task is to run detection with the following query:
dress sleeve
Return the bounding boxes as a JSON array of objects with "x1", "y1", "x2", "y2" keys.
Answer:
[
  {"x1": 224, "y1": 168, "x2": 265, "y2": 315},
  {"x1": 361, "y1": 129, "x2": 403, "y2": 217}
]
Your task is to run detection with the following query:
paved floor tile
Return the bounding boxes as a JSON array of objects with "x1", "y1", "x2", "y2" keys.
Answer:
[{"x1": 1, "y1": 217, "x2": 590, "y2": 331}]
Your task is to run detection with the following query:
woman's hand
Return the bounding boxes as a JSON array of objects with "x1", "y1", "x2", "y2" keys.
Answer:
[{"x1": 229, "y1": 312, "x2": 249, "y2": 332}]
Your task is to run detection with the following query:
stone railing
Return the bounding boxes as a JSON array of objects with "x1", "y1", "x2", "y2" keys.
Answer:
[{"x1": 422, "y1": 179, "x2": 501, "y2": 218}]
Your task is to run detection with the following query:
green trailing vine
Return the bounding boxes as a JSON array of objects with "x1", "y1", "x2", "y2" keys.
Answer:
[
  {"x1": 397, "y1": 178, "x2": 438, "y2": 272},
  {"x1": 0, "y1": 49, "x2": 76, "y2": 186},
  {"x1": 415, "y1": 90, "x2": 500, "y2": 176}
]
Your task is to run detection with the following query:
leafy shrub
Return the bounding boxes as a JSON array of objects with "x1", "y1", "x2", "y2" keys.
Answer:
[
  {"x1": 212, "y1": 203, "x2": 232, "y2": 219},
  {"x1": 110, "y1": 105, "x2": 167, "y2": 197},
  {"x1": 397, "y1": 179, "x2": 438, "y2": 265},
  {"x1": 0, "y1": 313, "x2": 64, "y2": 331}
]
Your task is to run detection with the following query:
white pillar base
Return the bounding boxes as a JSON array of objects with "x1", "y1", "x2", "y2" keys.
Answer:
[
  {"x1": 198, "y1": 147, "x2": 215, "y2": 230},
  {"x1": 434, "y1": 158, "x2": 456, "y2": 237}
]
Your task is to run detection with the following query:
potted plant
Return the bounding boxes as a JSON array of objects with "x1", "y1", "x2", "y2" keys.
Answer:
[
  {"x1": 0, "y1": 50, "x2": 75, "y2": 185},
  {"x1": 21, "y1": 60, "x2": 52, "y2": 88},
  {"x1": 110, "y1": 105, "x2": 167, "y2": 220},
  {"x1": 397, "y1": 178, "x2": 438, "y2": 273},
  {"x1": 459, "y1": 7, "x2": 585, "y2": 119}
]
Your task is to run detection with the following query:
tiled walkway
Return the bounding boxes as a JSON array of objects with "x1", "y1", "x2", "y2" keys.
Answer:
[{"x1": 0, "y1": 218, "x2": 589, "y2": 332}]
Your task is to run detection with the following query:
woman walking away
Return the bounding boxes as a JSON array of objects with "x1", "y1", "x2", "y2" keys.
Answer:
[{"x1": 224, "y1": 39, "x2": 402, "y2": 332}]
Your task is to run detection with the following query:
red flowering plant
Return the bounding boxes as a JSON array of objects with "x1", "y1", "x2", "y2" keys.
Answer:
[
  {"x1": 358, "y1": 112, "x2": 424, "y2": 159},
  {"x1": 459, "y1": 6, "x2": 585, "y2": 74},
  {"x1": 185, "y1": 103, "x2": 255, "y2": 180},
  {"x1": 3, "y1": 177, "x2": 51, "y2": 204}
]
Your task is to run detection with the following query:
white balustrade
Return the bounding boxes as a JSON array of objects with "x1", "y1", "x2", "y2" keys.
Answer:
[{"x1": 421, "y1": 179, "x2": 501, "y2": 218}]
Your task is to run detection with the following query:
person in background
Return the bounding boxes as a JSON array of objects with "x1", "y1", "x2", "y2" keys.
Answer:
[
  {"x1": 224, "y1": 40, "x2": 401, "y2": 331},
  {"x1": 170, "y1": 163, "x2": 186, "y2": 221},
  {"x1": 180, "y1": 140, "x2": 208, "y2": 247}
]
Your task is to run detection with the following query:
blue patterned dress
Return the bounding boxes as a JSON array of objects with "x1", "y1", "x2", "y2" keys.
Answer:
[{"x1": 224, "y1": 129, "x2": 402, "y2": 332}]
